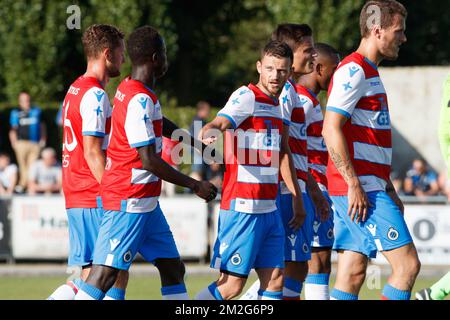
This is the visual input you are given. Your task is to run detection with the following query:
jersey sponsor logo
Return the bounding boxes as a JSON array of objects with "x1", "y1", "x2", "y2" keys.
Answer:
[
  {"x1": 349, "y1": 65, "x2": 360, "y2": 78},
  {"x1": 230, "y1": 253, "x2": 242, "y2": 266},
  {"x1": 367, "y1": 223, "x2": 377, "y2": 236},
  {"x1": 387, "y1": 227, "x2": 399, "y2": 241},
  {"x1": 109, "y1": 239, "x2": 120, "y2": 251},
  {"x1": 115, "y1": 90, "x2": 125, "y2": 102},
  {"x1": 68, "y1": 86, "x2": 80, "y2": 95},
  {"x1": 376, "y1": 111, "x2": 390, "y2": 126}
]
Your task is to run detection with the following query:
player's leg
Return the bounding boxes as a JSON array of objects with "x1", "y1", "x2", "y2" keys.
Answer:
[
  {"x1": 305, "y1": 247, "x2": 332, "y2": 300},
  {"x1": 305, "y1": 191, "x2": 334, "y2": 300},
  {"x1": 139, "y1": 204, "x2": 189, "y2": 300},
  {"x1": 74, "y1": 210, "x2": 148, "y2": 300},
  {"x1": 196, "y1": 210, "x2": 267, "y2": 300},
  {"x1": 328, "y1": 195, "x2": 373, "y2": 300},
  {"x1": 331, "y1": 250, "x2": 368, "y2": 300},
  {"x1": 381, "y1": 243, "x2": 420, "y2": 300},
  {"x1": 416, "y1": 271, "x2": 450, "y2": 300},
  {"x1": 373, "y1": 191, "x2": 420, "y2": 300},
  {"x1": 253, "y1": 209, "x2": 286, "y2": 300},
  {"x1": 48, "y1": 208, "x2": 96, "y2": 300},
  {"x1": 255, "y1": 268, "x2": 284, "y2": 300}
]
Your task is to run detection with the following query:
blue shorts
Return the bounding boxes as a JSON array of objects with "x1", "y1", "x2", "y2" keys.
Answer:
[
  {"x1": 67, "y1": 208, "x2": 103, "y2": 267},
  {"x1": 92, "y1": 203, "x2": 180, "y2": 270},
  {"x1": 277, "y1": 192, "x2": 314, "y2": 262},
  {"x1": 310, "y1": 191, "x2": 335, "y2": 248},
  {"x1": 331, "y1": 191, "x2": 413, "y2": 258},
  {"x1": 211, "y1": 209, "x2": 285, "y2": 277}
]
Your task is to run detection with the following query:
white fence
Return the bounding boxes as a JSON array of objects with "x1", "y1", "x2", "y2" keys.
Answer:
[{"x1": 1, "y1": 196, "x2": 450, "y2": 265}]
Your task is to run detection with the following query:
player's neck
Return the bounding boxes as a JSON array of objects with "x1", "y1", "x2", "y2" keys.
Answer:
[
  {"x1": 298, "y1": 75, "x2": 320, "y2": 95},
  {"x1": 357, "y1": 39, "x2": 383, "y2": 66},
  {"x1": 84, "y1": 61, "x2": 109, "y2": 88},
  {"x1": 131, "y1": 66, "x2": 155, "y2": 90}
]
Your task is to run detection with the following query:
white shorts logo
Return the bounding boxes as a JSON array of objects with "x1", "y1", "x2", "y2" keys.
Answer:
[
  {"x1": 387, "y1": 227, "x2": 399, "y2": 241},
  {"x1": 123, "y1": 250, "x2": 132, "y2": 263},
  {"x1": 230, "y1": 253, "x2": 242, "y2": 266}
]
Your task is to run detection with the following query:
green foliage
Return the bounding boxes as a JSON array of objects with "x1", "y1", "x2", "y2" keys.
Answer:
[{"x1": 0, "y1": 0, "x2": 447, "y2": 106}]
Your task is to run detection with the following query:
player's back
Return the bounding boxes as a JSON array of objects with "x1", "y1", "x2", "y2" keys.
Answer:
[
  {"x1": 62, "y1": 76, "x2": 111, "y2": 209},
  {"x1": 101, "y1": 77, "x2": 163, "y2": 214}
]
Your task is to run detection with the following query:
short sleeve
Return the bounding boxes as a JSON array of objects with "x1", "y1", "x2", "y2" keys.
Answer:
[
  {"x1": 9, "y1": 110, "x2": 19, "y2": 127},
  {"x1": 279, "y1": 82, "x2": 298, "y2": 126},
  {"x1": 80, "y1": 87, "x2": 110, "y2": 137},
  {"x1": 124, "y1": 93, "x2": 156, "y2": 148},
  {"x1": 300, "y1": 95, "x2": 315, "y2": 127},
  {"x1": 326, "y1": 62, "x2": 366, "y2": 118},
  {"x1": 217, "y1": 86, "x2": 255, "y2": 128}
]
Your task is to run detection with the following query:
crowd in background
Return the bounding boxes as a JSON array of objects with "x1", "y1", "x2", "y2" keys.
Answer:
[{"x1": 2, "y1": 92, "x2": 449, "y2": 200}]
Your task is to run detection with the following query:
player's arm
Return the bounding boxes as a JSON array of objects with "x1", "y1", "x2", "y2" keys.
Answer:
[
  {"x1": 83, "y1": 136, "x2": 105, "y2": 184},
  {"x1": 322, "y1": 110, "x2": 369, "y2": 223},
  {"x1": 163, "y1": 116, "x2": 212, "y2": 156},
  {"x1": 306, "y1": 172, "x2": 330, "y2": 221},
  {"x1": 199, "y1": 116, "x2": 232, "y2": 145},
  {"x1": 137, "y1": 144, "x2": 216, "y2": 202},
  {"x1": 280, "y1": 124, "x2": 306, "y2": 231},
  {"x1": 386, "y1": 178, "x2": 404, "y2": 214}
]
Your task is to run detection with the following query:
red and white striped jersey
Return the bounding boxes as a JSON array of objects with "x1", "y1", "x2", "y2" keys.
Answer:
[
  {"x1": 100, "y1": 77, "x2": 163, "y2": 213},
  {"x1": 218, "y1": 84, "x2": 283, "y2": 214},
  {"x1": 62, "y1": 76, "x2": 112, "y2": 209},
  {"x1": 326, "y1": 52, "x2": 391, "y2": 195},
  {"x1": 298, "y1": 85, "x2": 328, "y2": 191},
  {"x1": 278, "y1": 79, "x2": 308, "y2": 194}
]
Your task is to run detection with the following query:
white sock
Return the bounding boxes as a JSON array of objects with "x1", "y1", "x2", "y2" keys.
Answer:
[
  {"x1": 305, "y1": 283, "x2": 330, "y2": 300},
  {"x1": 239, "y1": 280, "x2": 260, "y2": 300},
  {"x1": 163, "y1": 292, "x2": 190, "y2": 300},
  {"x1": 304, "y1": 274, "x2": 330, "y2": 300},
  {"x1": 74, "y1": 289, "x2": 97, "y2": 300},
  {"x1": 195, "y1": 282, "x2": 223, "y2": 300},
  {"x1": 47, "y1": 282, "x2": 78, "y2": 300}
]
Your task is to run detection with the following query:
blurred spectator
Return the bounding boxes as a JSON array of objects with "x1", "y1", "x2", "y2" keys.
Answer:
[
  {"x1": 438, "y1": 170, "x2": 450, "y2": 201},
  {"x1": 390, "y1": 171, "x2": 404, "y2": 195},
  {"x1": 208, "y1": 162, "x2": 223, "y2": 194},
  {"x1": 0, "y1": 152, "x2": 18, "y2": 196},
  {"x1": 189, "y1": 101, "x2": 211, "y2": 181},
  {"x1": 9, "y1": 92, "x2": 47, "y2": 191},
  {"x1": 27, "y1": 148, "x2": 61, "y2": 195},
  {"x1": 403, "y1": 159, "x2": 440, "y2": 196},
  {"x1": 161, "y1": 137, "x2": 181, "y2": 197}
]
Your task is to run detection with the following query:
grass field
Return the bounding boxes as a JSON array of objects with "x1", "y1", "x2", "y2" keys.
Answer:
[{"x1": 0, "y1": 274, "x2": 443, "y2": 300}]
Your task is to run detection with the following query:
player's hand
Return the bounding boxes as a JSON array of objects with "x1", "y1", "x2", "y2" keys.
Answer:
[
  {"x1": 347, "y1": 182, "x2": 370, "y2": 223},
  {"x1": 193, "y1": 180, "x2": 218, "y2": 202},
  {"x1": 309, "y1": 189, "x2": 331, "y2": 222},
  {"x1": 289, "y1": 195, "x2": 306, "y2": 231}
]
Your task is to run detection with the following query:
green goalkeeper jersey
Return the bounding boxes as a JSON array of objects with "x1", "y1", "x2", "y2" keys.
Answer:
[{"x1": 438, "y1": 73, "x2": 450, "y2": 178}]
